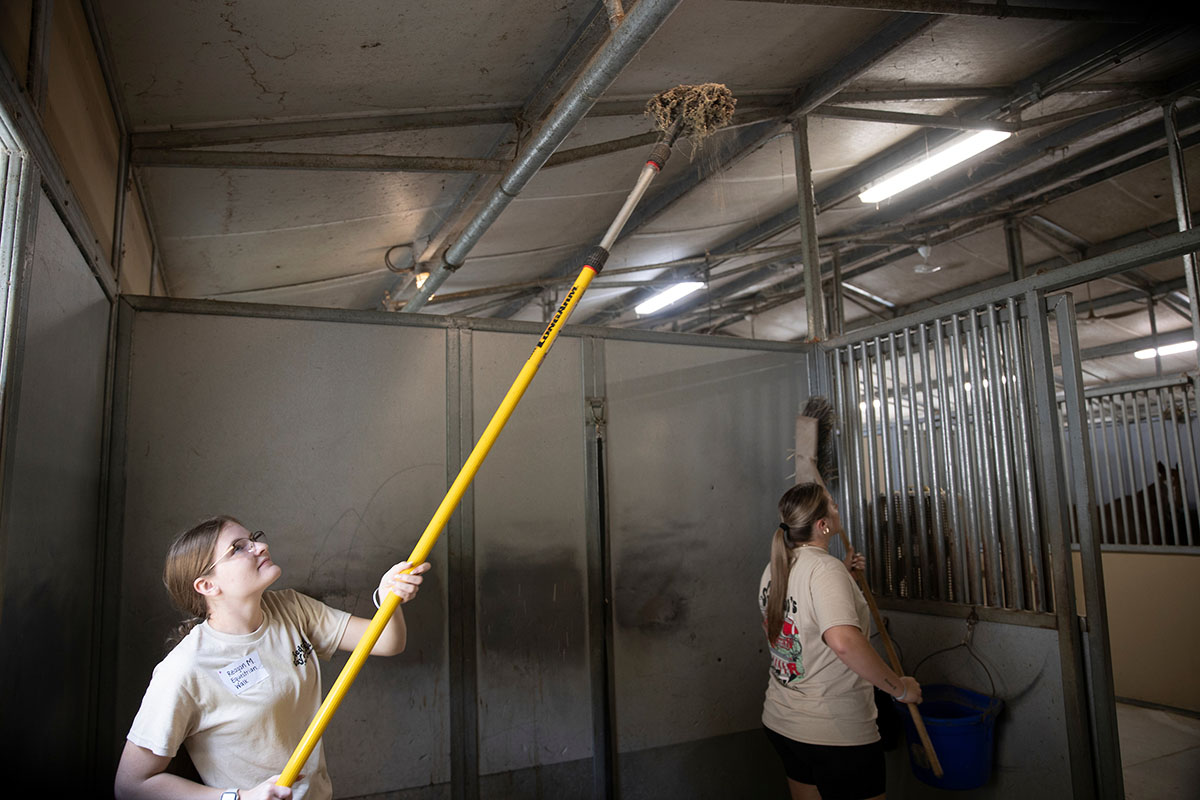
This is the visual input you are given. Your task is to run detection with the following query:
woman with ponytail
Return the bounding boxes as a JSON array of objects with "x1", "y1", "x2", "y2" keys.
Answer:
[
  {"x1": 759, "y1": 483, "x2": 921, "y2": 800},
  {"x1": 115, "y1": 516, "x2": 430, "y2": 800}
]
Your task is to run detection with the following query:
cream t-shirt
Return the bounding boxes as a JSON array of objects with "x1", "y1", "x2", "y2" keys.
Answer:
[
  {"x1": 758, "y1": 547, "x2": 878, "y2": 745},
  {"x1": 127, "y1": 589, "x2": 352, "y2": 799}
]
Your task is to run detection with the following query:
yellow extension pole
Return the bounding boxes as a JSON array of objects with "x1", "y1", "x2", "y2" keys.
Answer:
[{"x1": 276, "y1": 264, "x2": 599, "y2": 785}]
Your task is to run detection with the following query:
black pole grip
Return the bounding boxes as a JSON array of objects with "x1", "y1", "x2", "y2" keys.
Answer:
[
  {"x1": 583, "y1": 246, "x2": 610, "y2": 274},
  {"x1": 646, "y1": 142, "x2": 672, "y2": 171}
]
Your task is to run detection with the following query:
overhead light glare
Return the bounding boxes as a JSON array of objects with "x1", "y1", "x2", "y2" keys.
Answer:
[
  {"x1": 414, "y1": 271, "x2": 430, "y2": 290},
  {"x1": 635, "y1": 281, "x2": 704, "y2": 315},
  {"x1": 1135, "y1": 340, "x2": 1197, "y2": 359},
  {"x1": 859, "y1": 130, "x2": 1012, "y2": 204}
]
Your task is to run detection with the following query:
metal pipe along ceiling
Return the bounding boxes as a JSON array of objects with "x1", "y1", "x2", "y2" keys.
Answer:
[{"x1": 401, "y1": 0, "x2": 683, "y2": 312}]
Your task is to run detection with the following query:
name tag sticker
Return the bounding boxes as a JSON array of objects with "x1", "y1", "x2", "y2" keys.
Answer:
[{"x1": 216, "y1": 651, "x2": 269, "y2": 695}]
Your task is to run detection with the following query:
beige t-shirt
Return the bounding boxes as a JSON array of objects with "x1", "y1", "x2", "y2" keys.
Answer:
[
  {"x1": 128, "y1": 589, "x2": 352, "y2": 799},
  {"x1": 758, "y1": 547, "x2": 878, "y2": 745}
]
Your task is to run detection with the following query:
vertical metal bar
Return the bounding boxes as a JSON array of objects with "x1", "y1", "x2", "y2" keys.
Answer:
[
  {"x1": 984, "y1": 304, "x2": 1022, "y2": 608},
  {"x1": 832, "y1": 347, "x2": 852, "y2": 537},
  {"x1": 917, "y1": 323, "x2": 946, "y2": 600},
  {"x1": 793, "y1": 116, "x2": 825, "y2": 341},
  {"x1": 1097, "y1": 395, "x2": 1123, "y2": 546},
  {"x1": 1024, "y1": 290, "x2": 1096, "y2": 799},
  {"x1": 966, "y1": 310, "x2": 1002, "y2": 606},
  {"x1": 1006, "y1": 298, "x2": 1045, "y2": 611},
  {"x1": 832, "y1": 250, "x2": 845, "y2": 336},
  {"x1": 1132, "y1": 391, "x2": 1152, "y2": 546},
  {"x1": 1158, "y1": 387, "x2": 1188, "y2": 545},
  {"x1": 1115, "y1": 393, "x2": 1142, "y2": 546},
  {"x1": 902, "y1": 328, "x2": 930, "y2": 598},
  {"x1": 446, "y1": 328, "x2": 479, "y2": 800},
  {"x1": 1055, "y1": 296, "x2": 1124, "y2": 800},
  {"x1": 876, "y1": 336, "x2": 897, "y2": 594},
  {"x1": 854, "y1": 347, "x2": 873, "y2": 573},
  {"x1": 949, "y1": 317, "x2": 982, "y2": 604},
  {"x1": 1143, "y1": 390, "x2": 1170, "y2": 541},
  {"x1": 1164, "y1": 102, "x2": 1200, "y2": 370},
  {"x1": 863, "y1": 343, "x2": 884, "y2": 592},
  {"x1": 1005, "y1": 217, "x2": 1025, "y2": 281},
  {"x1": 582, "y1": 337, "x2": 616, "y2": 799},
  {"x1": 1085, "y1": 398, "x2": 1111, "y2": 545},
  {"x1": 1177, "y1": 381, "x2": 1200, "y2": 547},
  {"x1": 933, "y1": 318, "x2": 966, "y2": 602},
  {"x1": 889, "y1": 333, "x2": 915, "y2": 597},
  {"x1": 1058, "y1": 398, "x2": 1078, "y2": 546}
]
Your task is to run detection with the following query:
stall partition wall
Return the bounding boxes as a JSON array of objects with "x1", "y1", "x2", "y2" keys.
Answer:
[
  {"x1": 110, "y1": 298, "x2": 808, "y2": 800},
  {"x1": 604, "y1": 340, "x2": 804, "y2": 799},
  {"x1": 816, "y1": 291, "x2": 1119, "y2": 800},
  {"x1": 1061, "y1": 375, "x2": 1200, "y2": 713},
  {"x1": 0, "y1": 191, "x2": 112, "y2": 792}
]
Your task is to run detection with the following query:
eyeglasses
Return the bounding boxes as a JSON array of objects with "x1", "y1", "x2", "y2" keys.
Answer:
[{"x1": 199, "y1": 530, "x2": 266, "y2": 576}]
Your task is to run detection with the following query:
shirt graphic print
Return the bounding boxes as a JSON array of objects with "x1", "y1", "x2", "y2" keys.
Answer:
[{"x1": 761, "y1": 582, "x2": 804, "y2": 685}]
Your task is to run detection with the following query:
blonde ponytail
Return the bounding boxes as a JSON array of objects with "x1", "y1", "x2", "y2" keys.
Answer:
[{"x1": 764, "y1": 482, "x2": 830, "y2": 646}]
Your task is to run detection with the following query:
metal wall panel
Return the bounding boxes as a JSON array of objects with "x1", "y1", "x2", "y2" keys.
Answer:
[
  {"x1": 603, "y1": 340, "x2": 805, "y2": 758},
  {"x1": 881, "y1": 611, "x2": 1073, "y2": 800},
  {"x1": 471, "y1": 330, "x2": 593, "y2": 782},
  {"x1": 0, "y1": 192, "x2": 110, "y2": 789},
  {"x1": 115, "y1": 311, "x2": 451, "y2": 796}
]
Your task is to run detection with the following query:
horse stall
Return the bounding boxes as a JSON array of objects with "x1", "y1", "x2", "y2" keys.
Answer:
[
  {"x1": 1060, "y1": 376, "x2": 1200, "y2": 713},
  {"x1": 814, "y1": 276, "x2": 1147, "y2": 799},
  {"x1": 100, "y1": 297, "x2": 810, "y2": 799}
]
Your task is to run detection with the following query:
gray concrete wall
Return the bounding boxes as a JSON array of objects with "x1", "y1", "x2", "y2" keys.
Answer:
[{"x1": 0, "y1": 192, "x2": 112, "y2": 792}]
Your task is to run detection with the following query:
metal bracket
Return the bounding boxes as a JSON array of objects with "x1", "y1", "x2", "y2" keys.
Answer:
[{"x1": 587, "y1": 397, "x2": 607, "y2": 428}]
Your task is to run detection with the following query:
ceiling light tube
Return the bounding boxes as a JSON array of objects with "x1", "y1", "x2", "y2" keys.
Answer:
[
  {"x1": 635, "y1": 281, "x2": 704, "y2": 315},
  {"x1": 1134, "y1": 340, "x2": 1197, "y2": 359},
  {"x1": 859, "y1": 130, "x2": 1012, "y2": 204}
]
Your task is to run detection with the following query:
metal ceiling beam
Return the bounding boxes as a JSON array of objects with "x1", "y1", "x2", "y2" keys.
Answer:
[
  {"x1": 128, "y1": 94, "x2": 794, "y2": 151},
  {"x1": 575, "y1": 26, "x2": 1177, "y2": 327},
  {"x1": 1078, "y1": 327, "x2": 1194, "y2": 362},
  {"x1": 132, "y1": 148, "x2": 510, "y2": 174},
  {"x1": 496, "y1": 12, "x2": 938, "y2": 324},
  {"x1": 664, "y1": 89, "x2": 1200, "y2": 329},
  {"x1": 725, "y1": 1, "x2": 1153, "y2": 24},
  {"x1": 401, "y1": 0, "x2": 684, "y2": 311}
]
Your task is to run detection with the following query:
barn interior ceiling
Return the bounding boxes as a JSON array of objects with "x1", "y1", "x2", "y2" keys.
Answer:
[{"x1": 90, "y1": 1, "x2": 1200, "y2": 385}]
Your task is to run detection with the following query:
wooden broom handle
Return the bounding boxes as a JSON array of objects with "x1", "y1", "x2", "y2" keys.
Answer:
[{"x1": 838, "y1": 530, "x2": 944, "y2": 778}]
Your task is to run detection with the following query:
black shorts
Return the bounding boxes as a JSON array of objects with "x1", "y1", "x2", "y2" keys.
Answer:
[{"x1": 763, "y1": 726, "x2": 885, "y2": 800}]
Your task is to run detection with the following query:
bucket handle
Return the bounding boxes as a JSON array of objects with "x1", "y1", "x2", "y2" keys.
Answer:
[{"x1": 912, "y1": 609, "x2": 999, "y2": 704}]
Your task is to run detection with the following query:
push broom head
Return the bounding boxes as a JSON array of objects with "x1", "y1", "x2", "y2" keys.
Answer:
[{"x1": 645, "y1": 83, "x2": 736, "y2": 144}]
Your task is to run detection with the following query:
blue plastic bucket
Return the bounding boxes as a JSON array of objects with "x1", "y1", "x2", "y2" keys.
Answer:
[{"x1": 894, "y1": 683, "x2": 1003, "y2": 790}]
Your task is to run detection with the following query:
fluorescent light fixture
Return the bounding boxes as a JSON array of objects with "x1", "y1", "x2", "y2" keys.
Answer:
[
  {"x1": 635, "y1": 281, "x2": 704, "y2": 315},
  {"x1": 1135, "y1": 340, "x2": 1197, "y2": 359},
  {"x1": 859, "y1": 130, "x2": 1012, "y2": 204}
]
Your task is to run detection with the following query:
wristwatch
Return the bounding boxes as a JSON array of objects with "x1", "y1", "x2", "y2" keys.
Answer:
[{"x1": 220, "y1": 791, "x2": 239, "y2": 800}]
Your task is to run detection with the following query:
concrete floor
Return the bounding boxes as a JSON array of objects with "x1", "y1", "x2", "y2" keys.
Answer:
[{"x1": 1117, "y1": 701, "x2": 1200, "y2": 799}]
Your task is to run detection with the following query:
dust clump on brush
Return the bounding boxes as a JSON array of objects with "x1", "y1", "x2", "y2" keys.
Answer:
[{"x1": 645, "y1": 83, "x2": 736, "y2": 140}]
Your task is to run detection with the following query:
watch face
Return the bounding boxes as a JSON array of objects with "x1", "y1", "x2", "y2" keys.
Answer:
[{"x1": 221, "y1": 792, "x2": 238, "y2": 800}]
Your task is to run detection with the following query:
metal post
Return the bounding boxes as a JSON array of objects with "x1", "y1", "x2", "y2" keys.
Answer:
[
  {"x1": 582, "y1": 337, "x2": 617, "y2": 799},
  {"x1": 1023, "y1": 289, "x2": 1097, "y2": 799},
  {"x1": 793, "y1": 116, "x2": 826, "y2": 341},
  {"x1": 1005, "y1": 217, "x2": 1025, "y2": 281},
  {"x1": 1163, "y1": 103, "x2": 1200, "y2": 372},
  {"x1": 446, "y1": 328, "x2": 479, "y2": 800},
  {"x1": 832, "y1": 249, "x2": 845, "y2": 336},
  {"x1": 1054, "y1": 295, "x2": 1124, "y2": 800}
]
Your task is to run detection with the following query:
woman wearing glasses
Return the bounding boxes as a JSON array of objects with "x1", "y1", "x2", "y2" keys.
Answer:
[{"x1": 114, "y1": 515, "x2": 430, "y2": 800}]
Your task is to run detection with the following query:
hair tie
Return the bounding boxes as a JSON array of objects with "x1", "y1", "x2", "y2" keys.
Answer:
[{"x1": 778, "y1": 522, "x2": 790, "y2": 534}]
